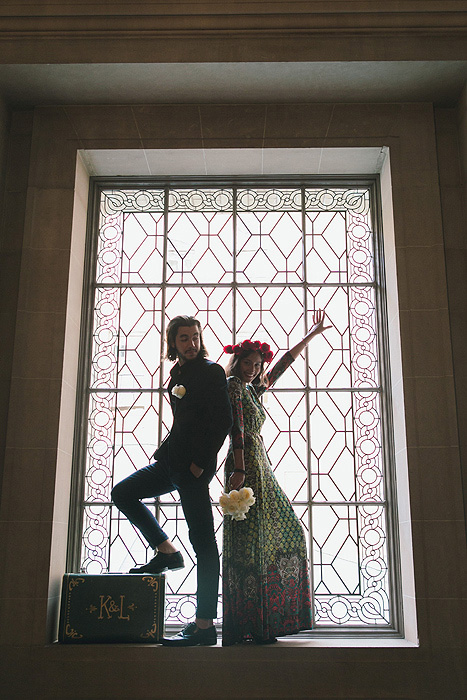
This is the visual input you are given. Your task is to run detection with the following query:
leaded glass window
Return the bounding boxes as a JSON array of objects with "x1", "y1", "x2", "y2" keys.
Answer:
[{"x1": 73, "y1": 181, "x2": 399, "y2": 632}]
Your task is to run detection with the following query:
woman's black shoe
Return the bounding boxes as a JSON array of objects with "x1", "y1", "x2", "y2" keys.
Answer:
[{"x1": 253, "y1": 635, "x2": 277, "y2": 644}]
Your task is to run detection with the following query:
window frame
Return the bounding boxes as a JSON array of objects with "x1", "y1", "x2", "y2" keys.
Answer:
[{"x1": 67, "y1": 175, "x2": 404, "y2": 638}]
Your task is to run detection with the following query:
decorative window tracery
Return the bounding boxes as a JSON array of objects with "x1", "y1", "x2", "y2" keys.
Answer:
[{"x1": 75, "y1": 182, "x2": 398, "y2": 631}]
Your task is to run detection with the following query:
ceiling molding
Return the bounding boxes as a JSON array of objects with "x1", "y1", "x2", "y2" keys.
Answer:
[
  {"x1": 1, "y1": 11, "x2": 466, "y2": 32},
  {"x1": 1, "y1": 1, "x2": 467, "y2": 17},
  {"x1": 1, "y1": 6, "x2": 466, "y2": 64}
]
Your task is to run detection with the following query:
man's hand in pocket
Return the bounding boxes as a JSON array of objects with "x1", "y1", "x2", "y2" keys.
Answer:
[{"x1": 190, "y1": 463, "x2": 204, "y2": 478}]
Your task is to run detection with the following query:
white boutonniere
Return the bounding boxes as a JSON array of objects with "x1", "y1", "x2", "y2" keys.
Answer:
[
  {"x1": 171, "y1": 385, "x2": 186, "y2": 399},
  {"x1": 219, "y1": 487, "x2": 255, "y2": 521}
]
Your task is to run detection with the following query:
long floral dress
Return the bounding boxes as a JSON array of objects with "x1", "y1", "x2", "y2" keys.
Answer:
[{"x1": 222, "y1": 352, "x2": 312, "y2": 645}]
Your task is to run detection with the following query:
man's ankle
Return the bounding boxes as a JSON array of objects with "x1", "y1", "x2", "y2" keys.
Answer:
[
  {"x1": 157, "y1": 544, "x2": 177, "y2": 555},
  {"x1": 195, "y1": 618, "x2": 213, "y2": 630}
]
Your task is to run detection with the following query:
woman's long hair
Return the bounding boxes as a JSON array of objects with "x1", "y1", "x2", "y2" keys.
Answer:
[{"x1": 165, "y1": 316, "x2": 208, "y2": 361}]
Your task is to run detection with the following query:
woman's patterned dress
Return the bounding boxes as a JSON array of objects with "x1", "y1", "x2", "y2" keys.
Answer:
[{"x1": 222, "y1": 352, "x2": 312, "y2": 645}]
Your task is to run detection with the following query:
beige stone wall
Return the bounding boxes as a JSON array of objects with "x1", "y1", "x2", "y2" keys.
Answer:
[
  {"x1": 0, "y1": 101, "x2": 466, "y2": 699},
  {"x1": 0, "y1": 95, "x2": 9, "y2": 497},
  {"x1": 0, "y1": 108, "x2": 33, "y2": 508},
  {"x1": 435, "y1": 101, "x2": 467, "y2": 532},
  {"x1": 0, "y1": 3, "x2": 466, "y2": 698}
]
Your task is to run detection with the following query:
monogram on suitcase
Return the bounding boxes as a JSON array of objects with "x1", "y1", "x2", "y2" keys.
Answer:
[{"x1": 58, "y1": 573, "x2": 165, "y2": 643}]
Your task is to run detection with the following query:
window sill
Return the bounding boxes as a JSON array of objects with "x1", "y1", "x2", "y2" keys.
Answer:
[{"x1": 274, "y1": 637, "x2": 418, "y2": 648}]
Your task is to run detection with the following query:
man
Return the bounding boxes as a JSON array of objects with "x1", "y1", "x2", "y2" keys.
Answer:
[{"x1": 111, "y1": 316, "x2": 232, "y2": 646}]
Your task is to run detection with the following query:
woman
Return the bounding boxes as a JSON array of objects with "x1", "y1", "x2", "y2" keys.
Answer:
[{"x1": 221, "y1": 310, "x2": 330, "y2": 646}]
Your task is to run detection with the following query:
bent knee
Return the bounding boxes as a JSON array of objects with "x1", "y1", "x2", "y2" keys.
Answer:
[{"x1": 111, "y1": 482, "x2": 128, "y2": 506}]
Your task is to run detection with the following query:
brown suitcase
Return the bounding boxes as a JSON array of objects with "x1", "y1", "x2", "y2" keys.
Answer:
[{"x1": 58, "y1": 573, "x2": 165, "y2": 643}]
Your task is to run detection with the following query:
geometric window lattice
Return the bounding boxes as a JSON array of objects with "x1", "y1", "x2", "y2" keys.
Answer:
[{"x1": 77, "y1": 183, "x2": 396, "y2": 630}]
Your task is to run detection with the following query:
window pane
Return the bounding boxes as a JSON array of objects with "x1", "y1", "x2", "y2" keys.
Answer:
[
  {"x1": 97, "y1": 189, "x2": 165, "y2": 285},
  {"x1": 309, "y1": 391, "x2": 384, "y2": 503},
  {"x1": 261, "y1": 391, "x2": 309, "y2": 502},
  {"x1": 236, "y1": 211, "x2": 303, "y2": 284},
  {"x1": 167, "y1": 211, "x2": 233, "y2": 284},
  {"x1": 313, "y1": 504, "x2": 390, "y2": 626}
]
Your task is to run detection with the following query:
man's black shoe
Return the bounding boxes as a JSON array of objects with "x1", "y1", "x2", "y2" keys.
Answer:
[
  {"x1": 161, "y1": 622, "x2": 217, "y2": 647},
  {"x1": 129, "y1": 551, "x2": 184, "y2": 574}
]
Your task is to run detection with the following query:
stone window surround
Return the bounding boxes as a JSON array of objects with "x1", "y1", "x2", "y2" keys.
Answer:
[{"x1": 5, "y1": 103, "x2": 462, "y2": 658}]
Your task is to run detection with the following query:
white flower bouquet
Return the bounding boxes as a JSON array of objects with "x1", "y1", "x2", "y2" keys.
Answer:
[
  {"x1": 171, "y1": 385, "x2": 186, "y2": 399},
  {"x1": 219, "y1": 487, "x2": 255, "y2": 521}
]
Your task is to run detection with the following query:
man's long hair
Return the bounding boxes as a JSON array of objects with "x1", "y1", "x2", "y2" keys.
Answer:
[{"x1": 165, "y1": 315, "x2": 208, "y2": 361}]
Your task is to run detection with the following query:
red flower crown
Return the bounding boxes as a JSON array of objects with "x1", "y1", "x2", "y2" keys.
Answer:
[{"x1": 223, "y1": 339, "x2": 274, "y2": 363}]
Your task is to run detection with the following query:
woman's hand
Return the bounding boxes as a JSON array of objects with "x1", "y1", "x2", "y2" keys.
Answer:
[
  {"x1": 229, "y1": 469, "x2": 246, "y2": 490},
  {"x1": 289, "y1": 309, "x2": 332, "y2": 360},
  {"x1": 229, "y1": 449, "x2": 246, "y2": 489},
  {"x1": 307, "y1": 309, "x2": 331, "y2": 339}
]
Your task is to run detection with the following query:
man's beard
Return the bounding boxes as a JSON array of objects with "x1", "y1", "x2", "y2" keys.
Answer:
[{"x1": 179, "y1": 348, "x2": 200, "y2": 363}]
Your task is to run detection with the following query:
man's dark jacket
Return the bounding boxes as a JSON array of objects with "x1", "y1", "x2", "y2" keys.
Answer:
[{"x1": 154, "y1": 355, "x2": 233, "y2": 485}]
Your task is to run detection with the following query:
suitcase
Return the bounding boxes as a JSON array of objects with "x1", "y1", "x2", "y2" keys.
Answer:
[{"x1": 58, "y1": 573, "x2": 165, "y2": 643}]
